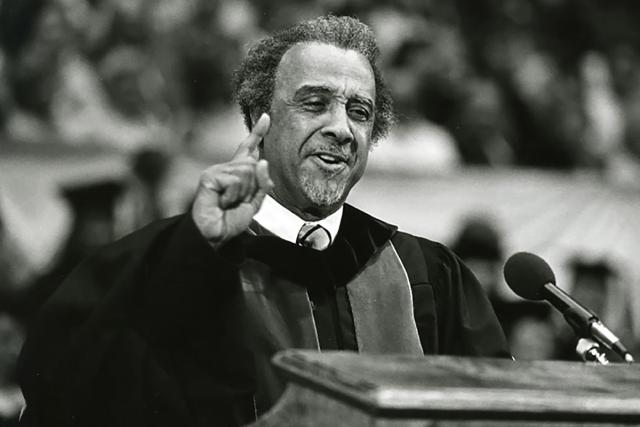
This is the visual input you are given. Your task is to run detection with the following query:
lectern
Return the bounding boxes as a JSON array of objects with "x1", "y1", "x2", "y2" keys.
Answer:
[{"x1": 251, "y1": 350, "x2": 640, "y2": 426}]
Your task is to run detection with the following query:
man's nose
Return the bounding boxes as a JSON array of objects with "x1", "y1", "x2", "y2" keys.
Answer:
[{"x1": 321, "y1": 107, "x2": 354, "y2": 145}]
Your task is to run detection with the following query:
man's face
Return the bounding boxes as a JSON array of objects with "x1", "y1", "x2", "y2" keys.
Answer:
[{"x1": 261, "y1": 42, "x2": 376, "y2": 220}]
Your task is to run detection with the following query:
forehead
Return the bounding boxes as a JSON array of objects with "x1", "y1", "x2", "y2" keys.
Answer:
[{"x1": 274, "y1": 42, "x2": 376, "y2": 100}]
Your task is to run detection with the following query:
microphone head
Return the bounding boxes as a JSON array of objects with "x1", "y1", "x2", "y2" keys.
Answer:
[{"x1": 503, "y1": 252, "x2": 556, "y2": 301}]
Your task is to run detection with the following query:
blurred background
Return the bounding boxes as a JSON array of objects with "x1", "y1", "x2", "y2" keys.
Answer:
[{"x1": 1, "y1": 0, "x2": 640, "y2": 422}]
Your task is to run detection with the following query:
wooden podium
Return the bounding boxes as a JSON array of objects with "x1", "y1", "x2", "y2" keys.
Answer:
[{"x1": 251, "y1": 350, "x2": 640, "y2": 426}]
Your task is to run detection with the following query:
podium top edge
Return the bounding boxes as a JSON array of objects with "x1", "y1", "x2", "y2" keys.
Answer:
[{"x1": 272, "y1": 350, "x2": 640, "y2": 418}]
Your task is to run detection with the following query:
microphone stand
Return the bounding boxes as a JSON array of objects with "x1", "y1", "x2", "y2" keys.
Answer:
[{"x1": 576, "y1": 338, "x2": 609, "y2": 365}]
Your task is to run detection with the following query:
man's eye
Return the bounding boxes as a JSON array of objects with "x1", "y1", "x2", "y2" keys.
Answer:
[
  {"x1": 303, "y1": 99, "x2": 327, "y2": 111},
  {"x1": 348, "y1": 107, "x2": 371, "y2": 122}
]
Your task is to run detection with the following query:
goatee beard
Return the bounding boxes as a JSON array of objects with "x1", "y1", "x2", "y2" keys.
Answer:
[{"x1": 300, "y1": 173, "x2": 348, "y2": 207}]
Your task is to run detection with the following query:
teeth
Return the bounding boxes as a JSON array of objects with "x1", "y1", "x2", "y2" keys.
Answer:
[{"x1": 318, "y1": 154, "x2": 340, "y2": 163}]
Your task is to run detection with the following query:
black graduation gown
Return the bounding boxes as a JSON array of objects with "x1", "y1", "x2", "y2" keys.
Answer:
[{"x1": 17, "y1": 205, "x2": 509, "y2": 426}]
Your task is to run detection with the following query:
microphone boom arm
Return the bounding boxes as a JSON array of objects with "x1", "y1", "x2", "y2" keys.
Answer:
[
  {"x1": 544, "y1": 283, "x2": 634, "y2": 363},
  {"x1": 544, "y1": 284, "x2": 596, "y2": 337}
]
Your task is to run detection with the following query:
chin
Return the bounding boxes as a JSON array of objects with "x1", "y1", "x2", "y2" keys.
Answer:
[{"x1": 301, "y1": 180, "x2": 348, "y2": 210}]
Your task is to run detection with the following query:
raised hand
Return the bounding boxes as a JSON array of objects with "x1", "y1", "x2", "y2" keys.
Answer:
[{"x1": 192, "y1": 113, "x2": 273, "y2": 247}]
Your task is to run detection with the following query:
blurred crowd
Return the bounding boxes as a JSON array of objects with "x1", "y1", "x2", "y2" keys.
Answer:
[
  {"x1": 2, "y1": 0, "x2": 640, "y2": 423},
  {"x1": 1, "y1": 0, "x2": 640, "y2": 171}
]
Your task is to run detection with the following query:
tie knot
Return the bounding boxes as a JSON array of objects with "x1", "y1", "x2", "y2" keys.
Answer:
[{"x1": 296, "y1": 223, "x2": 332, "y2": 250}]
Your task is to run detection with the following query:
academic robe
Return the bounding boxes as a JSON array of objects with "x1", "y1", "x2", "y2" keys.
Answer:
[{"x1": 17, "y1": 204, "x2": 509, "y2": 427}]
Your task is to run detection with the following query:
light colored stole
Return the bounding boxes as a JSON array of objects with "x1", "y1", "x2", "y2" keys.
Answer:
[
  {"x1": 238, "y1": 240, "x2": 423, "y2": 412},
  {"x1": 346, "y1": 241, "x2": 423, "y2": 355}
]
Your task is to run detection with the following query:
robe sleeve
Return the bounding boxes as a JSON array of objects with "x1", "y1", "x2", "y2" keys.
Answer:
[
  {"x1": 406, "y1": 235, "x2": 511, "y2": 358},
  {"x1": 17, "y1": 214, "x2": 249, "y2": 427}
]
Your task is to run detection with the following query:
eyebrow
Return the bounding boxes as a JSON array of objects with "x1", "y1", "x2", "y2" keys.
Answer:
[
  {"x1": 293, "y1": 85, "x2": 374, "y2": 109},
  {"x1": 293, "y1": 85, "x2": 333, "y2": 99}
]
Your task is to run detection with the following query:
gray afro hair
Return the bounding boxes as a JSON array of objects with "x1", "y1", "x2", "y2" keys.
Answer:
[{"x1": 233, "y1": 15, "x2": 395, "y2": 142}]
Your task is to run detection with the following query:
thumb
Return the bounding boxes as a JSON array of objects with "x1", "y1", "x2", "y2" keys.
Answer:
[{"x1": 234, "y1": 113, "x2": 271, "y2": 159}]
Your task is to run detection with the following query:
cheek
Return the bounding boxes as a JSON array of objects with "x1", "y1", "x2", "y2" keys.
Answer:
[
  {"x1": 348, "y1": 146, "x2": 369, "y2": 184},
  {"x1": 353, "y1": 122, "x2": 373, "y2": 147},
  {"x1": 353, "y1": 154, "x2": 368, "y2": 180},
  {"x1": 271, "y1": 108, "x2": 314, "y2": 141},
  {"x1": 355, "y1": 134, "x2": 371, "y2": 164},
  {"x1": 263, "y1": 131, "x2": 302, "y2": 179}
]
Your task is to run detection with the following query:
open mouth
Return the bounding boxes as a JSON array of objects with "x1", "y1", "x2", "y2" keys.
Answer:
[
  {"x1": 314, "y1": 153, "x2": 347, "y2": 165},
  {"x1": 310, "y1": 153, "x2": 350, "y2": 173}
]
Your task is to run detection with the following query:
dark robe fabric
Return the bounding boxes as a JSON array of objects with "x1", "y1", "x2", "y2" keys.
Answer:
[{"x1": 17, "y1": 205, "x2": 509, "y2": 427}]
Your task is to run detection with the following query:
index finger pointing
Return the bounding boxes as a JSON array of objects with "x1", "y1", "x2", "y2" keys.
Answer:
[{"x1": 234, "y1": 113, "x2": 271, "y2": 159}]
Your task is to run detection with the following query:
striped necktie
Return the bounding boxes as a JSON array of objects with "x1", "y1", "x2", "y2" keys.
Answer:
[{"x1": 296, "y1": 223, "x2": 332, "y2": 250}]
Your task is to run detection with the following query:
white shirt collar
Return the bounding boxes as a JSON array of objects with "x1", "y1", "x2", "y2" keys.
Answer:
[{"x1": 253, "y1": 195, "x2": 343, "y2": 246}]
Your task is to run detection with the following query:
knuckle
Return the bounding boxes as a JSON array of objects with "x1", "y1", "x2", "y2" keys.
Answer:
[{"x1": 199, "y1": 174, "x2": 215, "y2": 190}]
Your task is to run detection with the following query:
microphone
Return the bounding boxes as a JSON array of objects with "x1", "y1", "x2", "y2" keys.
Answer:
[{"x1": 503, "y1": 252, "x2": 634, "y2": 363}]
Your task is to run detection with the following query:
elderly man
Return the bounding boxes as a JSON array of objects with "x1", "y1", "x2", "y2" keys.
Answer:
[{"x1": 18, "y1": 15, "x2": 509, "y2": 427}]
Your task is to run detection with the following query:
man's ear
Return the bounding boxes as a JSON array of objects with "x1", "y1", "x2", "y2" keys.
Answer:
[
  {"x1": 249, "y1": 111, "x2": 260, "y2": 129},
  {"x1": 249, "y1": 110, "x2": 266, "y2": 153}
]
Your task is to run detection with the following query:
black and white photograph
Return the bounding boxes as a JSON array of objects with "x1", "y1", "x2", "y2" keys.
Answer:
[{"x1": 1, "y1": 0, "x2": 640, "y2": 425}]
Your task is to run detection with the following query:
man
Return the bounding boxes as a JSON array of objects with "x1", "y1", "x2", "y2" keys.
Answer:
[{"x1": 18, "y1": 16, "x2": 509, "y2": 427}]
